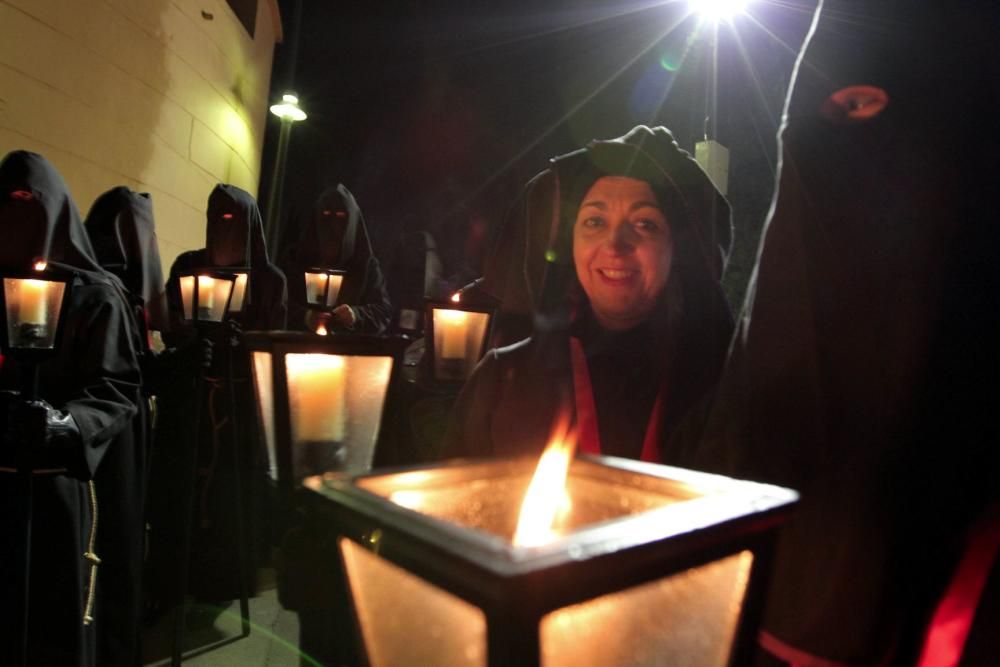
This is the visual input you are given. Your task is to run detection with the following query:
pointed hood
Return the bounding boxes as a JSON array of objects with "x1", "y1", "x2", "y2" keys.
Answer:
[
  {"x1": 0, "y1": 150, "x2": 109, "y2": 284},
  {"x1": 85, "y1": 186, "x2": 168, "y2": 331}
]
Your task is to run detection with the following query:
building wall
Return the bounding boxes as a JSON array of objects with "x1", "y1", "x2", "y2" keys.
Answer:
[{"x1": 0, "y1": 0, "x2": 281, "y2": 271}]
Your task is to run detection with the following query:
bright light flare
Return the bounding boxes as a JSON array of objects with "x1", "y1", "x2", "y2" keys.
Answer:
[
  {"x1": 315, "y1": 322, "x2": 328, "y2": 336},
  {"x1": 513, "y1": 413, "x2": 577, "y2": 547},
  {"x1": 32, "y1": 260, "x2": 47, "y2": 272},
  {"x1": 450, "y1": 292, "x2": 461, "y2": 303},
  {"x1": 689, "y1": 0, "x2": 749, "y2": 21}
]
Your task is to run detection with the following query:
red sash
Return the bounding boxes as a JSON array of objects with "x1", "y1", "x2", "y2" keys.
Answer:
[{"x1": 569, "y1": 336, "x2": 663, "y2": 463}]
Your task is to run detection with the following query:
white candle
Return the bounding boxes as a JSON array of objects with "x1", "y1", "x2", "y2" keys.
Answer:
[
  {"x1": 197, "y1": 275, "x2": 216, "y2": 319},
  {"x1": 18, "y1": 279, "x2": 49, "y2": 326},
  {"x1": 439, "y1": 309, "x2": 469, "y2": 360},
  {"x1": 287, "y1": 353, "x2": 347, "y2": 443},
  {"x1": 304, "y1": 272, "x2": 329, "y2": 305}
]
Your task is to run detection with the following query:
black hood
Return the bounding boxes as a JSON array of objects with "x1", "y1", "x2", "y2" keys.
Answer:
[
  {"x1": 0, "y1": 150, "x2": 109, "y2": 283},
  {"x1": 299, "y1": 184, "x2": 370, "y2": 270},
  {"x1": 85, "y1": 186, "x2": 168, "y2": 331},
  {"x1": 205, "y1": 183, "x2": 269, "y2": 269}
]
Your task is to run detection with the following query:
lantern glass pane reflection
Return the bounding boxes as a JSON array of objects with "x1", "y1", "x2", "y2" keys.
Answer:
[
  {"x1": 432, "y1": 309, "x2": 490, "y2": 382},
  {"x1": 285, "y1": 353, "x2": 393, "y2": 479},
  {"x1": 251, "y1": 351, "x2": 277, "y2": 480},
  {"x1": 304, "y1": 271, "x2": 344, "y2": 308},
  {"x1": 3, "y1": 278, "x2": 66, "y2": 349},
  {"x1": 540, "y1": 551, "x2": 752, "y2": 666},
  {"x1": 229, "y1": 272, "x2": 249, "y2": 312},
  {"x1": 341, "y1": 538, "x2": 487, "y2": 667},
  {"x1": 179, "y1": 275, "x2": 233, "y2": 322}
]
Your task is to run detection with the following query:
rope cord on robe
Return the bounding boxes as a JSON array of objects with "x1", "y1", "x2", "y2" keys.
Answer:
[{"x1": 82, "y1": 479, "x2": 100, "y2": 625}]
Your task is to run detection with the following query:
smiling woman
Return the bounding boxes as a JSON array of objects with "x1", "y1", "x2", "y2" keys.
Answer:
[{"x1": 442, "y1": 125, "x2": 733, "y2": 465}]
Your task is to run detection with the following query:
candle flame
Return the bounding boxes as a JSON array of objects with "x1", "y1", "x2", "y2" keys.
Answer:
[
  {"x1": 316, "y1": 322, "x2": 328, "y2": 336},
  {"x1": 513, "y1": 413, "x2": 577, "y2": 547},
  {"x1": 450, "y1": 292, "x2": 461, "y2": 303},
  {"x1": 33, "y1": 260, "x2": 47, "y2": 272}
]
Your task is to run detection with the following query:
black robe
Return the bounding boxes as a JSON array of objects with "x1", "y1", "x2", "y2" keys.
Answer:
[
  {"x1": 0, "y1": 151, "x2": 142, "y2": 666},
  {"x1": 148, "y1": 184, "x2": 286, "y2": 605},
  {"x1": 686, "y1": 3, "x2": 1000, "y2": 664},
  {"x1": 444, "y1": 126, "x2": 733, "y2": 464},
  {"x1": 283, "y1": 184, "x2": 392, "y2": 334},
  {"x1": 83, "y1": 185, "x2": 163, "y2": 666}
]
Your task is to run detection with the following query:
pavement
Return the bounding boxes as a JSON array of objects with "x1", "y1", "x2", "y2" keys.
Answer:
[{"x1": 142, "y1": 569, "x2": 305, "y2": 667}]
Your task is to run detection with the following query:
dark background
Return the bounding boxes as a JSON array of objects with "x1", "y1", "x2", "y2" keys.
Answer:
[{"x1": 258, "y1": 0, "x2": 817, "y2": 307}]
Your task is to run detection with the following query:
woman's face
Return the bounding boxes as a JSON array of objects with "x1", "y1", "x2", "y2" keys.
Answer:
[{"x1": 573, "y1": 176, "x2": 674, "y2": 331}]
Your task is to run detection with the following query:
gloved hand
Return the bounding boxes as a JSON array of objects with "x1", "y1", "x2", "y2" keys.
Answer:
[
  {"x1": 173, "y1": 335, "x2": 214, "y2": 372},
  {"x1": 225, "y1": 317, "x2": 244, "y2": 348},
  {"x1": 332, "y1": 304, "x2": 356, "y2": 329},
  {"x1": 5, "y1": 398, "x2": 81, "y2": 458}
]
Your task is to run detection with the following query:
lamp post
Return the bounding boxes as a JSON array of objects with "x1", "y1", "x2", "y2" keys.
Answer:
[
  {"x1": 264, "y1": 93, "x2": 307, "y2": 253},
  {"x1": 0, "y1": 260, "x2": 73, "y2": 666}
]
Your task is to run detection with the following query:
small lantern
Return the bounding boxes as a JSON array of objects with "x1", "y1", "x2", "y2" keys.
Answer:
[
  {"x1": 425, "y1": 291, "x2": 496, "y2": 384},
  {"x1": 304, "y1": 268, "x2": 346, "y2": 310},
  {"x1": 309, "y1": 456, "x2": 797, "y2": 666},
  {"x1": 244, "y1": 332, "x2": 409, "y2": 490},
  {"x1": 0, "y1": 262, "x2": 72, "y2": 358},
  {"x1": 178, "y1": 272, "x2": 236, "y2": 324}
]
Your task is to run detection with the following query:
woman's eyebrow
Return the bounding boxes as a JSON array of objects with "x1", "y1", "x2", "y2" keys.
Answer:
[
  {"x1": 578, "y1": 200, "x2": 608, "y2": 210},
  {"x1": 630, "y1": 200, "x2": 663, "y2": 212}
]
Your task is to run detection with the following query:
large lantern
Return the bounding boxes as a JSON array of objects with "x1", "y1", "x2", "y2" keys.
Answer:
[
  {"x1": 304, "y1": 268, "x2": 345, "y2": 310},
  {"x1": 306, "y1": 455, "x2": 797, "y2": 667},
  {"x1": 0, "y1": 262, "x2": 72, "y2": 359},
  {"x1": 244, "y1": 332, "x2": 409, "y2": 492},
  {"x1": 425, "y1": 291, "x2": 496, "y2": 385},
  {"x1": 178, "y1": 272, "x2": 237, "y2": 324}
]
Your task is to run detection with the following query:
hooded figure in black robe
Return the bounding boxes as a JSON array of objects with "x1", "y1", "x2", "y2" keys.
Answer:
[
  {"x1": 686, "y1": 2, "x2": 1000, "y2": 664},
  {"x1": 147, "y1": 184, "x2": 286, "y2": 609},
  {"x1": 83, "y1": 185, "x2": 171, "y2": 665},
  {"x1": 0, "y1": 151, "x2": 142, "y2": 666},
  {"x1": 284, "y1": 184, "x2": 391, "y2": 334},
  {"x1": 444, "y1": 125, "x2": 733, "y2": 463}
]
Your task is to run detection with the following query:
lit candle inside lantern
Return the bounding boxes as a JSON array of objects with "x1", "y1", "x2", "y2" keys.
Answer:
[
  {"x1": 287, "y1": 353, "x2": 347, "y2": 443},
  {"x1": 197, "y1": 275, "x2": 217, "y2": 319},
  {"x1": 18, "y1": 279, "x2": 50, "y2": 326},
  {"x1": 304, "y1": 271, "x2": 329, "y2": 305},
  {"x1": 325, "y1": 274, "x2": 344, "y2": 307},
  {"x1": 230, "y1": 272, "x2": 248, "y2": 312},
  {"x1": 438, "y1": 309, "x2": 469, "y2": 360}
]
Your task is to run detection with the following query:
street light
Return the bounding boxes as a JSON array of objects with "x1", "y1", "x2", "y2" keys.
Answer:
[
  {"x1": 690, "y1": 0, "x2": 749, "y2": 21},
  {"x1": 264, "y1": 92, "x2": 307, "y2": 253}
]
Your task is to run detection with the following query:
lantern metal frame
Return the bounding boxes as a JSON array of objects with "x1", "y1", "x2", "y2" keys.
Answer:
[
  {"x1": 244, "y1": 331, "x2": 411, "y2": 495},
  {"x1": 423, "y1": 296, "x2": 497, "y2": 386},
  {"x1": 303, "y1": 267, "x2": 347, "y2": 311},
  {"x1": 0, "y1": 266, "x2": 75, "y2": 362},
  {"x1": 177, "y1": 270, "x2": 237, "y2": 326},
  {"x1": 306, "y1": 455, "x2": 797, "y2": 666}
]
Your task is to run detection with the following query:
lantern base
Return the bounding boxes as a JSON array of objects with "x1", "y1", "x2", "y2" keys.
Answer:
[{"x1": 11, "y1": 323, "x2": 48, "y2": 348}]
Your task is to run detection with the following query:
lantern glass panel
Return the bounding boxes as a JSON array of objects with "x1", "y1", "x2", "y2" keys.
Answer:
[
  {"x1": 326, "y1": 274, "x2": 343, "y2": 307},
  {"x1": 230, "y1": 272, "x2": 249, "y2": 312},
  {"x1": 304, "y1": 272, "x2": 329, "y2": 305},
  {"x1": 539, "y1": 551, "x2": 752, "y2": 667},
  {"x1": 179, "y1": 275, "x2": 231, "y2": 322},
  {"x1": 341, "y1": 538, "x2": 486, "y2": 667},
  {"x1": 285, "y1": 353, "x2": 393, "y2": 479},
  {"x1": 250, "y1": 350, "x2": 277, "y2": 480},
  {"x1": 3, "y1": 278, "x2": 66, "y2": 349},
  {"x1": 432, "y1": 309, "x2": 490, "y2": 382}
]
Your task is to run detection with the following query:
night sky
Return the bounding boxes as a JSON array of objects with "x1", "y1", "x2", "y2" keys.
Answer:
[{"x1": 260, "y1": 0, "x2": 816, "y2": 305}]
